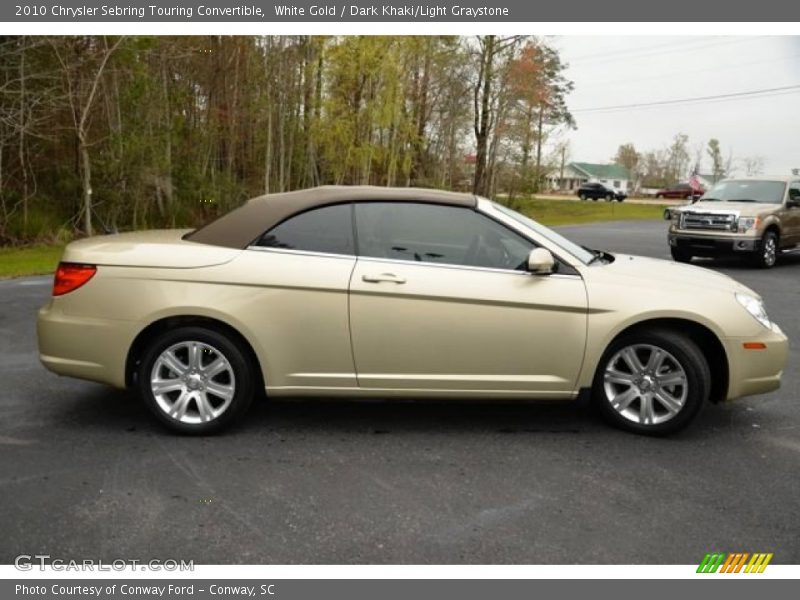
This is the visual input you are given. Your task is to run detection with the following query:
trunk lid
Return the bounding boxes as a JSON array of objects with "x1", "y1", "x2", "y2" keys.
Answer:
[{"x1": 62, "y1": 229, "x2": 242, "y2": 269}]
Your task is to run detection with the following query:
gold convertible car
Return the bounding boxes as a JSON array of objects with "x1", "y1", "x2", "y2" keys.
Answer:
[{"x1": 37, "y1": 187, "x2": 788, "y2": 435}]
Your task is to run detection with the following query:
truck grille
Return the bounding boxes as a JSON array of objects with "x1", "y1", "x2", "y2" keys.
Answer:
[{"x1": 681, "y1": 212, "x2": 736, "y2": 231}]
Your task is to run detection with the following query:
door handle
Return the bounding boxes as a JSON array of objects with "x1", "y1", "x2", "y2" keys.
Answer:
[{"x1": 362, "y1": 273, "x2": 406, "y2": 284}]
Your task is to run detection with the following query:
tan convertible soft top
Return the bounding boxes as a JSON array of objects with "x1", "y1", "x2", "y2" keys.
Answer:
[{"x1": 186, "y1": 185, "x2": 478, "y2": 249}]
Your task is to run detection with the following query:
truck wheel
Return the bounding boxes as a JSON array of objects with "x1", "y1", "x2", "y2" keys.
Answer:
[
  {"x1": 753, "y1": 231, "x2": 778, "y2": 269},
  {"x1": 579, "y1": 194, "x2": 587, "y2": 201},
  {"x1": 670, "y1": 247, "x2": 692, "y2": 263},
  {"x1": 656, "y1": 194, "x2": 663, "y2": 199},
  {"x1": 593, "y1": 328, "x2": 709, "y2": 436},
  {"x1": 606, "y1": 194, "x2": 613, "y2": 201}
]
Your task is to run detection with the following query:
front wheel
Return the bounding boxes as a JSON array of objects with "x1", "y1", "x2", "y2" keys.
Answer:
[
  {"x1": 137, "y1": 326, "x2": 256, "y2": 434},
  {"x1": 670, "y1": 247, "x2": 692, "y2": 263},
  {"x1": 592, "y1": 329, "x2": 710, "y2": 435},
  {"x1": 752, "y1": 231, "x2": 778, "y2": 269},
  {"x1": 579, "y1": 194, "x2": 587, "y2": 201}
]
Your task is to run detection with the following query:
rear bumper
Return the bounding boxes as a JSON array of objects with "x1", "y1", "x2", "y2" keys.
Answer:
[
  {"x1": 37, "y1": 301, "x2": 136, "y2": 388},
  {"x1": 669, "y1": 232, "x2": 759, "y2": 255},
  {"x1": 724, "y1": 322, "x2": 789, "y2": 400}
]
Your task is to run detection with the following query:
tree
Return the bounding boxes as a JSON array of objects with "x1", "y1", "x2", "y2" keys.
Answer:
[
  {"x1": 507, "y1": 41, "x2": 574, "y2": 194},
  {"x1": 613, "y1": 143, "x2": 640, "y2": 188},
  {"x1": 50, "y1": 36, "x2": 123, "y2": 236},
  {"x1": 741, "y1": 155, "x2": 765, "y2": 176},
  {"x1": 665, "y1": 133, "x2": 690, "y2": 185},
  {"x1": 470, "y1": 35, "x2": 523, "y2": 197},
  {"x1": 707, "y1": 138, "x2": 725, "y2": 183}
]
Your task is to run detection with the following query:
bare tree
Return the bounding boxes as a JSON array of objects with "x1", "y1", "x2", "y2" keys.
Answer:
[
  {"x1": 740, "y1": 155, "x2": 765, "y2": 176},
  {"x1": 51, "y1": 36, "x2": 123, "y2": 236}
]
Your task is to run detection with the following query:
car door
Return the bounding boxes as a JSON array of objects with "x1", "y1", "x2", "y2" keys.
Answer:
[
  {"x1": 784, "y1": 181, "x2": 800, "y2": 246},
  {"x1": 348, "y1": 202, "x2": 588, "y2": 397},
  {"x1": 238, "y1": 203, "x2": 358, "y2": 390}
]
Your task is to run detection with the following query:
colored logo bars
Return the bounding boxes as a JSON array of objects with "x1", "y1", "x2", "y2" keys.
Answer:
[{"x1": 697, "y1": 553, "x2": 773, "y2": 573}]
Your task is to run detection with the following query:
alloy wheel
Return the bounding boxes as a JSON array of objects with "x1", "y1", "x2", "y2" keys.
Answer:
[
  {"x1": 763, "y1": 236, "x2": 777, "y2": 267},
  {"x1": 603, "y1": 344, "x2": 688, "y2": 426},
  {"x1": 150, "y1": 341, "x2": 236, "y2": 424}
]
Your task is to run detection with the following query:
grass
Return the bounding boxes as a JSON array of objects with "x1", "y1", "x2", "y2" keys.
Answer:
[
  {"x1": 0, "y1": 244, "x2": 64, "y2": 279},
  {"x1": 516, "y1": 197, "x2": 668, "y2": 226},
  {"x1": 0, "y1": 198, "x2": 667, "y2": 279}
]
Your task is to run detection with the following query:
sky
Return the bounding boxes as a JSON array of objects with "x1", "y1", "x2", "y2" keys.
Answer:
[{"x1": 547, "y1": 36, "x2": 800, "y2": 177}]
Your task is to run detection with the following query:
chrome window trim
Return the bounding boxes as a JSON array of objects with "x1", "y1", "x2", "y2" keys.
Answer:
[
  {"x1": 247, "y1": 246, "x2": 356, "y2": 260},
  {"x1": 247, "y1": 243, "x2": 581, "y2": 279},
  {"x1": 354, "y1": 255, "x2": 580, "y2": 279}
]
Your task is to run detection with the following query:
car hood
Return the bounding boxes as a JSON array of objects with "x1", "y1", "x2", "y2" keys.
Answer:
[
  {"x1": 598, "y1": 254, "x2": 755, "y2": 295},
  {"x1": 62, "y1": 229, "x2": 242, "y2": 268},
  {"x1": 679, "y1": 201, "x2": 778, "y2": 217}
]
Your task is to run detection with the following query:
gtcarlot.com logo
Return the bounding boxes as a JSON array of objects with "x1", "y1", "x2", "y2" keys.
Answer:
[{"x1": 697, "y1": 552, "x2": 773, "y2": 573}]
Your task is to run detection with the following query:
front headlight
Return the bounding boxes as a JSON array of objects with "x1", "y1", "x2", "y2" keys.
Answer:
[
  {"x1": 735, "y1": 292, "x2": 771, "y2": 328},
  {"x1": 737, "y1": 217, "x2": 760, "y2": 233}
]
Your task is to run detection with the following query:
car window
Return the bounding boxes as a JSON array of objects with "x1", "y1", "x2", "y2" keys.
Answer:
[
  {"x1": 254, "y1": 203, "x2": 355, "y2": 255},
  {"x1": 355, "y1": 202, "x2": 533, "y2": 271},
  {"x1": 789, "y1": 182, "x2": 800, "y2": 202}
]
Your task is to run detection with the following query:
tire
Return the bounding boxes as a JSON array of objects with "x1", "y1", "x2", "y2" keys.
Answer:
[
  {"x1": 579, "y1": 194, "x2": 587, "y2": 201},
  {"x1": 752, "y1": 230, "x2": 778, "y2": 269},
  {"x1": 136, "y1": 326, "x2": 256, "y2": 434},
  {"x1": 592, "y1": 329, "x2": 710, "y2": 436},
  {"x1": 606, "y1": 194, "x2": 613, "y2": 202},
  {"x1": 670, "y1": 247, "x2": 692, "y2": 263},
  {"x1": 655, "y1": 194, "x2": 663, "y2": 199},
  {"x1": 616, "y1": 197, "x2": 624, "y2": 203}
]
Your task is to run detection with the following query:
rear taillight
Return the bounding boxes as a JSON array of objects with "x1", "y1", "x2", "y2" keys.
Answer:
[{"x1": 53, "y1": 263, "x2": 96, "y2": 296}]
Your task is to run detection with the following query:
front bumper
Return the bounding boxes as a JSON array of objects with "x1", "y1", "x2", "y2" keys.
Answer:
[
  {"x1": 723, "y1": 322, "x2": 789, "y2": 400},
  {"x1": 669, "y1": 232, "x2": 760, "y2": 256}
]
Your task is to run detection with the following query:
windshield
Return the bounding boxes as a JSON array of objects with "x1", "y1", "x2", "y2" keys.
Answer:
[
  {"x1": 489, "y1": 201, "x2": 596, "y2": 265},
  {"x1": 700, "y1": 180, "x2": 786, "y2": 204}
]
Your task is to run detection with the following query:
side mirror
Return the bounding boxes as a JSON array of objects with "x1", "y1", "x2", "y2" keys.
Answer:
[
  {"x1": 527, "y1": 248, "x2": 555, "y2": 275},
  {"x1": 787, "y1": 198, "x2": 800, "y2": 209}
]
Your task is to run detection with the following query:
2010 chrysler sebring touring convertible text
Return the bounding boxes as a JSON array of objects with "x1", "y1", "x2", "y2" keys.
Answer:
[{"x1": 37, "y1": 187, "x2": 788, "y2": 435}]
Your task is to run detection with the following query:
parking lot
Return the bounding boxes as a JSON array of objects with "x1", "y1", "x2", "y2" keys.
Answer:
[{"x1": 1, "y1": 219, "x2": 798, "y2": 565}]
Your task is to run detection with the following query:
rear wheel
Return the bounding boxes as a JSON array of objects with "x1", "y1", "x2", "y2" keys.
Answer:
[
  {"x1": 137, "y1": 326, "x2": 256, "y2": 434},
  {"x1": 670, "y1": 247, "x2": 692, "y2": 263},
  {"x1": 579, "y1": 194, "x2": 587, "y2": 201},
  {"x1": 606, "y1": 194, "x2": 613, "y2": 202},
  {"x1": 593, "y1": 329, "x2": 709, "y2": 435},
  {"x1": 752, "y1": 230, "x2": 778, "y2": 269}
]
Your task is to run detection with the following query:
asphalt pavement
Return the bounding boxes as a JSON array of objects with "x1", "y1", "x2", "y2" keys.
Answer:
[{"x1": 1, "y1": 220, "x2": 798, "y2": 564}]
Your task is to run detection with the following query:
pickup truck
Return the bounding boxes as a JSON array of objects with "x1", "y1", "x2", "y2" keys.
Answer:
[{"x1": 665, "y1": 177, "x2": 800, "y2": 268}]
